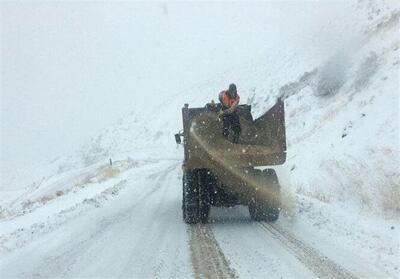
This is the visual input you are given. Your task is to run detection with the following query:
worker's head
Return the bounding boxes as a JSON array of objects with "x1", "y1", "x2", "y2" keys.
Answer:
[{"x1": 227, "y1": 83, "x2": 237, "y2": 98}]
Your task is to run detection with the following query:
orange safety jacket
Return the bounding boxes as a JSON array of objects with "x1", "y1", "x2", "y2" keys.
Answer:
[{"x1": 219, "y1": 90, "x2": 240, "y2": 109}]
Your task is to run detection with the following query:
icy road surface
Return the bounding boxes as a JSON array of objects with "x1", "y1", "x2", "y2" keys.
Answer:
[{"x1": 0, "y1": 159, "x2": 395, "y2": 278}]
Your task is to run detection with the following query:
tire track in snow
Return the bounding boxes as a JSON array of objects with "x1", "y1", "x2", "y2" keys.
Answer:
[
  {"x1": 259, "y1": 223, "x2": 358, "y2": 279},
  {"x1": 188, "y1": 224, "x2": 237, "y2": 279}
]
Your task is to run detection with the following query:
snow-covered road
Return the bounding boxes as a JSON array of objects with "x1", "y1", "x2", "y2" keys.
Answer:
[
  {"x1": 1, "y1": 159, "x2": 395, "y2": 278},
  {"x1": 1, "y1": 160, "x2": 190, "y2": 278}
]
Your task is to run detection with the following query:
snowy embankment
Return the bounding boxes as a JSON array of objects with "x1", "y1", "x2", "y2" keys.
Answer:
[
  {"x1": 283, "y1": 8, "x2": 400, "y2": 218},
  {"x1": 0, "y1": 1, "x2": 399, "y2": 278}
]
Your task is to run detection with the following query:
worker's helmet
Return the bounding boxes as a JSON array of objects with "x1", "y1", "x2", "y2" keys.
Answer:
[{"x1": 228, "y1": 83, "x2": 237, "y2": 97}]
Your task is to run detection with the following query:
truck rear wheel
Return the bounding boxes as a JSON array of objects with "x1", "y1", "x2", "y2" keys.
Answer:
[
  {"x1": 182, "y1": 169, "x2": 211, "y2": 224},
  {"x1": 182, "y1": 170, "x2": 200, "y2": 224},
  {"x1": 198, "y1": 169, "x2": 211, "y2": 223},
  {"x1": 248, "y1": 169, "x2": 281, "y2": 222}
]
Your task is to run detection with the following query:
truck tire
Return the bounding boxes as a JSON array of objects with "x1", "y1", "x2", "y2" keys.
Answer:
[
  {"x1": 182, "y1": 170, "x2": 200, "y2": 224},
  {"x1": 248, "y1": 169, "x2": 281, "y2": 222},
  {"x1": 198, "y1": 169, "x2": 211, "y2": 223}
]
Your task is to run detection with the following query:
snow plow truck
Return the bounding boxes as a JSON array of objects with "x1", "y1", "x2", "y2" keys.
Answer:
[{"x1": 175, "y1": 99, "x2": 286, "y2": 224}]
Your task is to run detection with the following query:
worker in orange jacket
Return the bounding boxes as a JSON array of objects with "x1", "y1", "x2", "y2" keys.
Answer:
[{"x1": 218, "y1": 83, "x2": 241, "y2": 143}]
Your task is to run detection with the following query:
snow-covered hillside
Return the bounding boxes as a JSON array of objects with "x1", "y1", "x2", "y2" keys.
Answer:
[
  {"x1": 1, "y1": 1, "x2": 399, "y2": 278},
  {"x1": 36, "y1": 0, "x2": 398, "y2": 218},
  {"x1": 283, "y1": 5, "x2": 400, "y2": 218}
]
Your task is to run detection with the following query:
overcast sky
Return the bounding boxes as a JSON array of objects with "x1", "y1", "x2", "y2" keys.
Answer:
[{"x1": 1, "y1": 1, "x2": 351, "y2": 186}]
